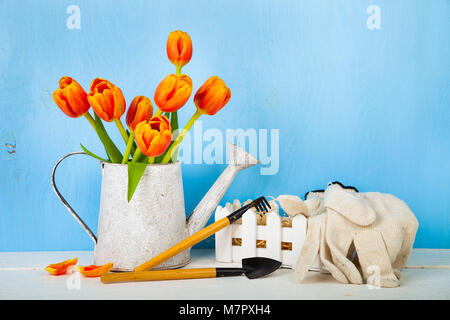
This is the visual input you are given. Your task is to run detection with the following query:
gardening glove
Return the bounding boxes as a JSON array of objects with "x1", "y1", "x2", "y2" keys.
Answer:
[
  {"x1": 277, "y1": 193, "x2": 348, "y2": 281},
  {"x1": 324, "y1": 184, "x2": 419, "y2": 287},
  {"x1": 276, "y1": 195, "x2": 309, "y2": 217},
  {"x1": 322, "y1": 184, "x2": 373, "y2": 285},
  {"x1": 295, "y1": 210, "x2": 355, "y2": 284},
  {"x1": 290, "y1": 189, "x2": 354, "y2": 283},
  {"x1": 296, "y1": 183, "x2": 419, "y2": 288}
]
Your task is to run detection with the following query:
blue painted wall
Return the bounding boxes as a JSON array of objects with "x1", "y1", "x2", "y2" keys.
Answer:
[{"x1": 0, "y1": 0, "x2": 449, "y2": 251}]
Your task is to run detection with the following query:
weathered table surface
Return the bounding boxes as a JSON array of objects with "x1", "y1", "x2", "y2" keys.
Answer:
[{"x1": 0, "y1": 249, "x2": 449, "y2": 300}]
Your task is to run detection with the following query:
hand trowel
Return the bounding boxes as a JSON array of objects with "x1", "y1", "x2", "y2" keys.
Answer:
[{"x1": 101, "y1": 257, "x2": 281, "y2": 284}]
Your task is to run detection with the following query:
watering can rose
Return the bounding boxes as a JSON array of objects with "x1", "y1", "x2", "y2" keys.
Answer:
[
  {"x1": 53, "y1": 77, "x2": 90, "y2": 118},
  {"x1": 167, "y1": 30, "x2": 193, "y2": 69},
  {"x1": 134, "y1": 115, "x2": 172, "y2": 157},
  {"x1": 87, "y1": 78, "x2": 126, "y2": 122},
  {"x1": 194, "y1": 76, "x2": 231, "y2": 115},
  {"x1": 126, "y1": 96, "x2": 154, "y2": 131},
  {"x1": 154, "y1": 74, "x2": 193, "y2": 112}
]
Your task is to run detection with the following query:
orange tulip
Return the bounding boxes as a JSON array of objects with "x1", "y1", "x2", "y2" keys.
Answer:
[
  {"x1": 44, "y1": 258, "x2": 78, "y2": 275},
  {"x1": 154, "y1": 74, "x2": 193, "y2": 113},
  {"x1": 194, "y1": 76, "x2": 231, "y2": 115},
  {"x1": 87, "y1": 78, "x2": 126, "y2": 122},
  {"x1": 76, "y1": 263, "x2": 114, "y2": 277},
  {"x1": 126, "y1": 96, "x2": 154, "y2": 131},
  {"x1": 167, "y1": 30, "x2": 193, "y2": 69},
  {"x1": 53, "y1": 77, "x2": 90, "y2": 118},
  {"x1": 134, "y1": 115, "x2": 172, "y2": 157}
]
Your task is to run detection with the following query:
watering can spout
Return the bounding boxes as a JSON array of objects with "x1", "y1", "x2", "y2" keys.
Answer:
[{"x1": 186, "y1": 142, "x2": 259, "y2": 236}]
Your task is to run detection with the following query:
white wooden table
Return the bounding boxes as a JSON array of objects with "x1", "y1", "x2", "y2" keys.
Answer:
[{"x1": 0, "y1": 249, "x2": 449, "y2": 300}]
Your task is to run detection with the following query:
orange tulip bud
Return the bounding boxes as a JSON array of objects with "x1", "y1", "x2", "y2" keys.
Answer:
[
  {"x1": 134, "y1": 115, "x2": 172, "y2": 157},
  {"x1": 194, "y1": 76, "x2": 231, "y2": 115},
  {"x1": 44, "y1": 258, "x2": 78, "y2": 275},
  {"x1": 53, "y1": 77, "x2": 90, "y2": 118},
  {"x1": 167, "y1": 30, "x2": 193, "y2": 68},
  {"x1": 87, "y1": 78, "x2": 126, "y2": 122},
  {"x1": 154, "y1": 74, "x2": 193, "y2": 112},
  {"x1": 126, "y1": 96, "x2": 154, "y2": 131},
  {"x1": 76, "y1": 263, "x2": 114, "y2": 277}
]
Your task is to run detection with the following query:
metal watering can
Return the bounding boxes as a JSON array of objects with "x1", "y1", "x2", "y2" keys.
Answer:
[{"x1": 51, "y1": 143, "x2": 259, "y2": 271}]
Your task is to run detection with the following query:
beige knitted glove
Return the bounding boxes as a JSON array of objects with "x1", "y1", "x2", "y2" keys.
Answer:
[
  {"x1": 277, "y1": 193, "x2": 349, "y2": 282},
  {"x1": 293, "y1": 190, "x2": 354, "y2": 284},
  {"x1": 296, "y1": 183, "x2": 419, "y2": 288},
  {"x1": 276, "y1": 195, "x2": 309, "y2": 217}
]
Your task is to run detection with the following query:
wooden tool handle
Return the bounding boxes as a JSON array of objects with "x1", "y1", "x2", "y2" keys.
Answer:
[
  {"x1": 101, "y1": 268, "x2": 217, "y2": 284},
  {"x1": 134, "y1": 217, "x2": 230, "y2": 271}
]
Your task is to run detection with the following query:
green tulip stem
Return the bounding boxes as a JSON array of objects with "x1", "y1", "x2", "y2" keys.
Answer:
[
  {"x1": 176, "y1": 65, "x2": 182, "y2": 75},
  {"x1": 121, "y1": 130, "x2": 135, "y2": 164},
  {"x1": 84, "y1": 112, "x2": 97, "y2": 132},
  {"x1": 148, "y1": 156, "x2": 155, "y2": 164},
  {"x1": 114, "y1": 118, "x2": 129, "y2": 145},
  {"x1": 161, "y1": 109, "x2": 202, "y2": 164},
  {"x1": 131, "y1": 148, "x2": 144, "y2": 163},
  {"x1": 154, "y1": 109, "x2": 162, "y2": 117}
]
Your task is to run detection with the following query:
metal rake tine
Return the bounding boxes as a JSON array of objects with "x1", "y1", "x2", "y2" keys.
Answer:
[
  {"x1": 257, "y1": 202, "x2": 266, "y2": 213},
  {"x1": 256, "y1": 197, "x2": 269, "y2": 213},
  {"x1": 253, "y1": 201, "x2": 263, "y2": 213},
  {"x1": 261, "y1": 197, "x2": 271, "y2": 210},
  {"x1": 256, "y1": 200, "x2": 266, "y2": 213},
  {"x1": 250, "y1": 197, "x2": 261, "y2": 208},
  {"x1": 258, "y1": 198, "x2": 269, "y2": 212},
  {"x1": 252, "y1": 196, "x2": 263, "y2": 203},
  {"x1": 248, "y1": 197, "x2": 270, "y2": 213}
]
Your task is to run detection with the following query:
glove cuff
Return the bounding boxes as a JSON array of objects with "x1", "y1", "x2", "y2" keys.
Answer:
[{"x1": 305, "y1": 181, "x2": 358, "y2": 200}]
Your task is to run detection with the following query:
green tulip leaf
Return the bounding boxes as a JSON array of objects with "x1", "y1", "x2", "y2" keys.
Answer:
[
  {"x1": 93, "y1": 114, "x2": 123, "y2": 163},
  {"x1": 80, "y1": 144, "x2": 109, "y2": 162},
  {"x1": 127, "y1": 162, "x2": 147, "y2": 202}
]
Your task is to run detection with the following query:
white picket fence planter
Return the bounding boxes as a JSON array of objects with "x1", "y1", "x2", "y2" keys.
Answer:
[{"x1": 215, "y1": 202, "x2": 320, "y2": 270}]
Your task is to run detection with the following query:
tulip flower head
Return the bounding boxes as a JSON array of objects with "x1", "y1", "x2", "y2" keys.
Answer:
[
  {"x1": 134, "y1": 115, "x2": 172, "y2": 157},
  {"x1": 194, "y1": 76, "x2": 231, "y2": 115},
  {"x1": 154, "y1": 74, "x2": 193, "y2": 113},
  {"x1": 126, "y1": 96, "x2": 154, "y2": 131},
  {"x1": 53, "y1": 77, "x2": 90, "y2": 118},
  {"x1": 167, "y1": 30, "x2": 193, "y2": 69},
  {"x1": 87, "y1": 78, "x2": 126, "y2": 122}
]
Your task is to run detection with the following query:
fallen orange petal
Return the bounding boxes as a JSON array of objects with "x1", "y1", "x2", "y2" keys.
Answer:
[
  {"x1": 76, "y1": 263, "x2": 114, "y2": 277},
  {"x1": 44, "y1": 258, "x2": 78, "y2": 275}
]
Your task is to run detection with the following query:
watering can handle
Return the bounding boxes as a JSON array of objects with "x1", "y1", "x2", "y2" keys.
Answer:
[{"x1": 51, "y1": 151, "x2": 97, "y2": 244}]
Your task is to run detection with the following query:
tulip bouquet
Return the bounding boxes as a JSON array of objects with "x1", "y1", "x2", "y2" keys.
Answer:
[{"x1": 53, "y1": 30, "x2": 231, "y2": 201}]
